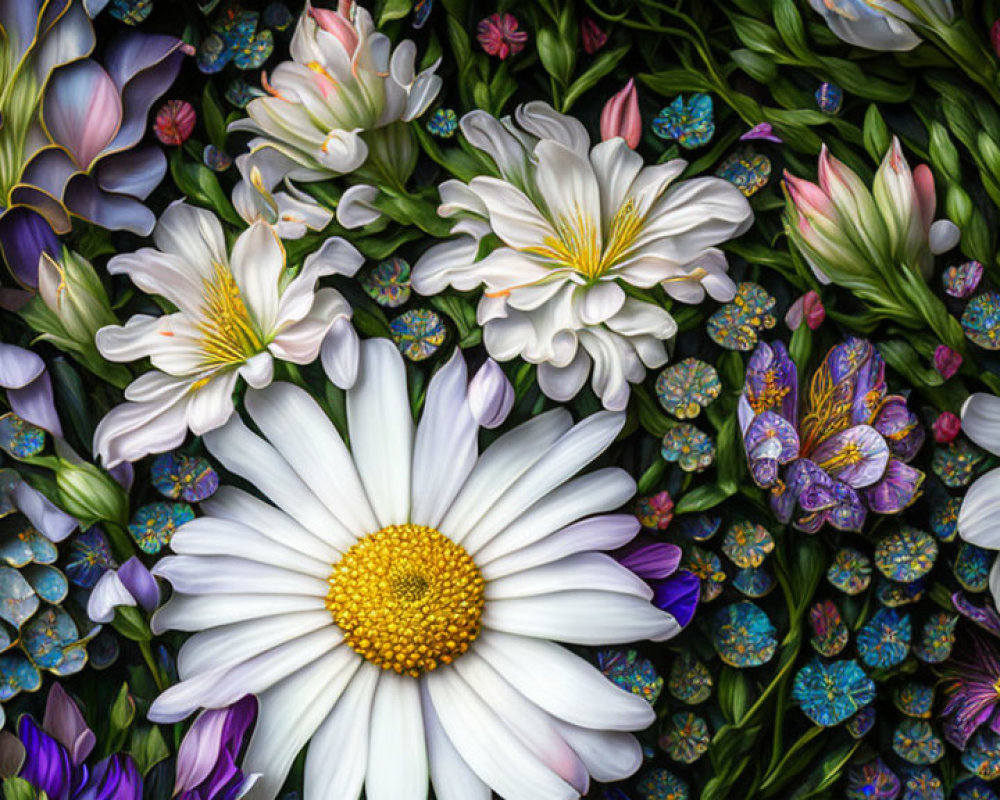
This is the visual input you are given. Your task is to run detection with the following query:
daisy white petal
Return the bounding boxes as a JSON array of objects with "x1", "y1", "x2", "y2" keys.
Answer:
[
  {"x1": 421, "y1": 684, "x2": 492, "y2": 800},
  {"x1": 366, "y1": 672, "x2": 428, "y2": 800}
]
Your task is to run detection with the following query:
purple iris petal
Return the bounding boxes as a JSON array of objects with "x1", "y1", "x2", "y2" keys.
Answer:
[
  {"x1": 744, "y1": 411, "x2": 800, "y2": 488},
  {"x1": 825, "y1": 481, "x2": 867, "y2": 532},
  {"x1": 18, "y1": 716, "x2": 73, "y2": 800},
  {"x1": 618, "y1": 543, "x2": 681, "y2": 580},
  {"x1": 810, "y1": 425, "x2": 889, "y2": 488},
  {"x1": 863, "y1": 459, "x2": 924, "y2": 514},
  {"x1": 652, "y1": 570, "x2": 699, "y2": 628},
  {"x1": 744, "y1": 342, "x2": 798, "y2": 423},
  {"x1": 0, "y1": 208, "x2": 60, "y2": 287},
  {"x1": 117, "y1": 557, "x2": 159, "y2": 613},
  {"x1": 8, "y1": 367, "x2": 63, "y2": 436},
  {"x1": 76, "y1": 754, "x2": 142, "y2": 800},
  {"x1": 42, "y1": 684, "x2": 95, "y2": 767},
  {"x1": 175, "y1": 696, "x2": 257, "y2": 800},
  {"x1": 873, "y1": 396, "x2": 924, "y2": 462}
]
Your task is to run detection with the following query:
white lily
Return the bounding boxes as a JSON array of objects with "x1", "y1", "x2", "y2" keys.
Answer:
[
  {"x1": 411, "y1": 102, "x2": 753, "y2": 411},
  {"x1": 93, "y1": 202, "x2": 362, "y2": 467},
  {"x1": 231, "y1": 154, "x2": 332, "y2": 240},
  {"x1": 230, "y1": 0, "x2": 441, "y2": 220},
  {"x1": 808, "y1": 0, "x2": 953, "y2": 51}
]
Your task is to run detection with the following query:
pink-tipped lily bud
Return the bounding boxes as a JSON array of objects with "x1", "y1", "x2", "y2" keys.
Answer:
[
  {"x1": 934, "y1": 344, "x2": 962, "y2": 380},
  {"x1": 600, "y1": 79, "x2": 641, "y2": 149},
  {"x1": 581, "y1": 18, "x2": 608, "y2": 54},
  {"x1": 785, "y1": 290, "x2": 825, "y2": 331},
  {"x1": 817, "y1": 144, "x2": 890, "y2": 262},
  {"x1": 468, "y1": 359, "x2": 514, "y2": 429},
  {"x1": 310, "y1": 0, "x2": 359, "y2": 55}
]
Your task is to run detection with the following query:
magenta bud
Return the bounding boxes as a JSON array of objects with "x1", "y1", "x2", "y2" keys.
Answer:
[
  {"x1": 933, "y1": 411, "x2": 961, "y2": 444},
  {"x1": 600, "y1": 79, "x2": 641, "y2": 149}
]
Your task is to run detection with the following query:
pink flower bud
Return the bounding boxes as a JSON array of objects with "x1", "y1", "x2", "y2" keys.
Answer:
[
  {"x1": 934, "y1": 344, "x2": 962, "y2": 380},
  {"x1": 933, "y1": 411, "x2": 961, "y2": 444},
  {"x1": 310, "y1": 0, "x2": 358, "y2": 55},
  {"x1": 468, "y1": 359, "x2": 514, "y2": 429},
  {"x1": 580, "y1": 17, "x2": 608, "y2": 54},
  {"x1": 783, "y1": 171, "x2": 836, "y2": 220},
  {"x1": 993, "y1": 20, "x2": 1000, "y2": 58},
  {"x1": 600, "y1": 78, "x2": 641, "y2": 149},
  {"x1": 785, "y1": 290, "x2": 825, "y2": 331}
]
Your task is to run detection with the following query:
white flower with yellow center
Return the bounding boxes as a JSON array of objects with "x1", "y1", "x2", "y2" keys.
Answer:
[
  {"x1": 412, "y1": 102, "x2": 754, "y2": 411},
  {"x1": 147, "y1": 339, "x2": 680, "y2": 800},
  {"x1": 93, "y1": 201, "x2": 362, "y2": 468}
]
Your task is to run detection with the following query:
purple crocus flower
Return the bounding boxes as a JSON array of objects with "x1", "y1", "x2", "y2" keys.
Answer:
[
  {"x1": 18, "y1": 684, "x2": 141, "y2": 800},
  {"x1": 740, "y1": 338, "x2": 925, "y2": 532},
  {"x1": 618, "y1": 542, "x2": 699, "y2": 628},
  {"x1": 941, "y1": 633, "x2": 1000, "y2": 749},
  {"x1": 173, "y1": 696, "x2": 258, "y2": 800},
  {"x1": 87, "y1": 556, "x2": 160, "y2": 624}
]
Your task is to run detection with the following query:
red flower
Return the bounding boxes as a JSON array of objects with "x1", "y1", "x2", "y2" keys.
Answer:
[
  {"x1": 477, "y1": 13, "x2": 528, "y2": 60},
  {"x1": 932, "y1": 411, "x2": 961, "y2": 444},
  {"x1": 933, "y1": 344, "x2": 962, "y2": 380},
  {"x1": 581, "y1": 17, "x2": 608, "y2": 54},
  {"x1": 154, "y1": 100, "x2": 195, "y2": 146}
]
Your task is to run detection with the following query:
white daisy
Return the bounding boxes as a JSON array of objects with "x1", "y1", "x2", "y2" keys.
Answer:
[
  {"x1": 958, "y1": 392, "x2": 1000, "y2": 601},
  {"x1": 147, "y1": 339, "x2": 680, "y2": 800},
  {"x1": 93, "y1": 201, "x2": 362, "y2": 468},
  {"x1": 411, "y1": 102, "x2": 753, "y2": 411}
]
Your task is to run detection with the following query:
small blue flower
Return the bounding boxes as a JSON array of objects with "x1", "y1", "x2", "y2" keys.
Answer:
[{"x1": 792, "y1": 659, "x2": 875, "y2": 726}]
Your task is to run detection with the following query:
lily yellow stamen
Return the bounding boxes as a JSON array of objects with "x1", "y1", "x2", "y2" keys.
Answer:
[
  {"x1": 526, "y1": 198, "x2": 645, "y2": 281},
  {"x1": 197, "y1": 261, "x2": 263, "y2": 367}
]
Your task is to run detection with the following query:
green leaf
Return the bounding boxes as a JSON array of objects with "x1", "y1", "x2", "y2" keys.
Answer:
[
  {"x1": 675, "y1": 483, "x2": 736, "y2": 514},
  {"x1": 378, "y1": 0, "x2": 412, "y2": 25},
  {"x1": 772, "y1": 0, "x2": 809, "y2": 60},
  {"x1": 201, "y1": 84, "x2": 227, "y2": 150},
  {"x1": 2, "y1": 778, "x2": 41, "y2": 800},
  {"x1": 112, "y1": 607, "x2": 152, "y2": 643},
  {"x1": 169, "y1": 149, "x2": 242, "y2": 227},
  {"x1": 109, "y1": 683, "x2": 137, "y2": 745},
  {"x1": 862, "y1": 104, "x2": 890, "y2": 163},
  {"x1": 130, "y1": 725, "x2": 170, "y2": 777},
  {"x1": 717, "y1": 667, "x2": 752, "y2": 724},
  {"x1": 562, "y1": 45, "x2": 629, "y2": 111},
  {"x1": 536, "y1": 26, "x2": 575, "y2": 88}
]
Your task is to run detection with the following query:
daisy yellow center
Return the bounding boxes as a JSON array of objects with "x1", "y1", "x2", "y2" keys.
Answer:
[
  {"x1": 326, "y1": 524, "x2": 485, "y2": 677},
  {"x1": 197, "y1": 261, "x2": 263, "y2": 367},
  {"x1": 528, "y1": 198, "x2": 645, "y2": 280}
]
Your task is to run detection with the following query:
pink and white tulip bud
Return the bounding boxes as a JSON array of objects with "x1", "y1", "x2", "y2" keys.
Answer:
[
  {"x1": 310, "y1": 0, "x2": 359, "y2": 55},
  {"x1": 817, "y1": 145, "x2": 890, "y2": 264},
  {"x1": 600, "y1": 79, "x2": 641, "y2": 149},
  {"x1": 468, "y1": 359, "x2": 514, "y2": 428}
]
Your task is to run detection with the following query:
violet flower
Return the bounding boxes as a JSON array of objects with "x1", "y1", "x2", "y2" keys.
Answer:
[
  {"x1": 619, "y1": 542, "x2": 699, "y2": 627},
  {"x1": 87, "y1": 557, "x2": 160, "y2": 624},
  {"x1": 739, "y1": 338, "x2": 925, "y2": 532},
  {"x1": 18, "y1": 683, "x2": 141, "y2": 800},
  {"x1": 0, "y1": 0, "x2": 184, "y2": 286},
  {"x1": 173, "y1": 696, "x2": 258, "y2": 800},
  {"x1": 941, "y1": 633, "x2": 1000, "y2": 749}
]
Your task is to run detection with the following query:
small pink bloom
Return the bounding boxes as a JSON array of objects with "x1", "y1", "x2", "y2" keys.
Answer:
[
  {"x1": 993, "y1": 20, "x2": 1000, "y2": 58},
  {"x1": 154, "y1": 100, "x2": 195, "y2": 146},
  {"x1": 580, "y1": 17, "x2": 608, "y2": 54},
  {"x1": 477, "y1": 13, "x2": 528, "y2": 60},
  {"x1": 913, "y1": 163, "x2": 937, "y2": 231},
  {"x1": 785, "y1": 290, "x2": 825, "y2": 331},
  {"x1": 741, "y1": 122, "x2": 783, "y2": 144},
  {"x1": 934, "y1": 344, "x2": 962, "y2": 380},
  {"x1": 311, "y1": 0, "x2": 359, "y2": 56},
  {"x1": 600, "y1": 78, "x2": 641, "y2": 149},
  {"x1": 933, "y1": 411, "x2": 961, "y2": 444}
]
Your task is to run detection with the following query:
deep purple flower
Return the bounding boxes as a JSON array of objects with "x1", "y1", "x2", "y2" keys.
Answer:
[
  {"x1": 17, "y1": 684, "x2": 140, "y2": 800},
  {"x1": 618, "y1": 542, "x2": 682, "y2": 580},
  {"x1": 652, "y1": 570, "x2": 699, "y2": 628},
  {"x1": 942, "y1": 633, "x2": 1000, "y2": 749},
  {"x1": 934, "y1": 344, "x2": 963, "y2": 379},
  {"x1": 174, "y1": 696, "x2": 258, "y2": 800},
  {"x1": 740, "y1": 338, "x2": 924, "y2": 532}
]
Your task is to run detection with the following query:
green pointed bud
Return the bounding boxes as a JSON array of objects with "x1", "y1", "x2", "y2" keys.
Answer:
[
  {"x1": 54, "y1": 459, "x2": 128, "y2": 528},
  {"x1": 37, "y1": 249, "x2": 117, "y2": 346}
]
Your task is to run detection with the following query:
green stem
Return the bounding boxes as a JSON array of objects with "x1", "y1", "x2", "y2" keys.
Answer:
[{"x1": 139, "y1": 640, "x2": 165, "y2": 693}]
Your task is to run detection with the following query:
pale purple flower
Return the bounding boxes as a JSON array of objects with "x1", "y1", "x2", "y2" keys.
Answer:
[
  {"x1": 468, "y1": 359, "x2": 514, "y2": 429},
  {"x1": 174, "y1": 696, "x2": 258, "y2": 800},
  {"x1": 741, "y1": 122, "x2": 783, "y2": 144},
  {"x1": 87, "y1": 557, "x2": 160, "y2": 624}
]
